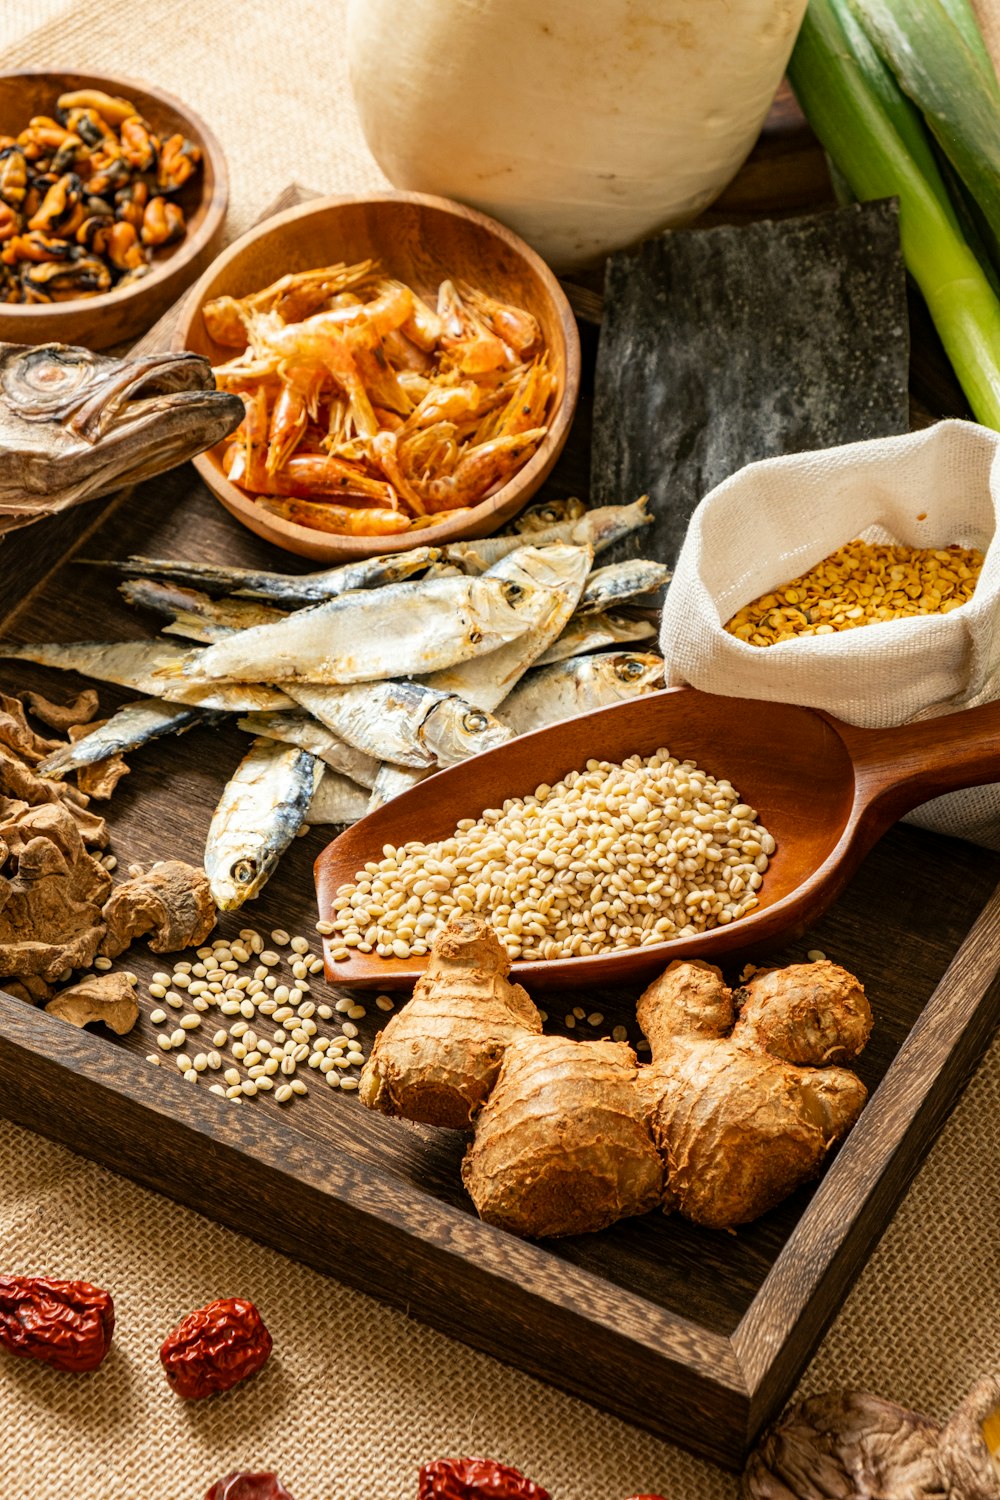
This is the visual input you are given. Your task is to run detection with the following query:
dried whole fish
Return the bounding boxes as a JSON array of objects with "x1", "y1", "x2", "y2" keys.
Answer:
[
  {"x1": 237, "y1": 710, "x2": 380, "y2": 788},
  {"x1": 291, "y1": 680, "x2": 512, "y2": 768},
  {"x1": 113, "y1": 581, "x2": 510, "y2": 768},
  {"x1": 204, "y1": 737, "x2": 322, "y2": 910},
  {"x1": 0, "y1": 343, "x2": 242, "y2": 534},
  {"x1": 498, "y1": 651, "x2": 664, "y2": 737},
  {"x1": 120, "y1": 578, "x2": 282, "y2": 639},
  {"x1": 0, "y1": 639, "x2": 296, "y2": 713},
  {"x1": 307, "y1": 768, "x2": 370, "y2": 826},
  {"x1": 88, "y1": 545, "x2": 441, "y2": 605},
  {"x1": 534, "y1": 610, "x2": 657, "y2": 666},
  {"x1": 37, "y1": 698, "x2": 211, "y2": 777},
  {"x1": 422, "y1": 542, "x2": 592, "y2": 712},
  {"x1": 575, "y1": 558, "x2": 671, "y2": 616},
  {"x1": 167, "y1": 574, "x2": 551, "y2": 686},
  {"x1": 442, "y1": 496, "x2": 652, "y2": 573}
]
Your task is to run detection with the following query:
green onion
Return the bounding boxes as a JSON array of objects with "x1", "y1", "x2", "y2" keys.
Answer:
[
  {"x1": 788, "y1": 0, "x2": 1000, "y2": 430},
  {"x1": 848, "y1": 0, "x2": 1000, "y2": 239}
]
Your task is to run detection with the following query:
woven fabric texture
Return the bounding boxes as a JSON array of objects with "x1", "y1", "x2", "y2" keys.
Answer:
[{"x1": 1, "y1": 3, "x2": 999, "y2": 1497}]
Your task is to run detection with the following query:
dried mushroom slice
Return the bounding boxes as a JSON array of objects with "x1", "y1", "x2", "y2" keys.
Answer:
[
  {"x1": 67, "y1": 720, "x2": 129, "y2": 800},
  {"x1": 938, "y1": 1375, "x2": 1000, "y2": 1499},
  {"x1": 21, "y1": 687, "x2": 100, "y2": 733},
  {"x1": 100, "y1": 859, "x2": 216, "y2": 959},
  {"x1": 45, "y1": 971, "x2": 138, "y2": 1034},
  {"x1": 3, "y1": 972, "x2": 54, "y2": 1005},
  {"x1": 0, "y1": 691, "x2": 61, "y2": 763},
  {"x1": 0, "y1": 800, "x2": 110, "y2": 982},
  {"x1": 743, "y1": 1377, "x2": 1000, "y2": 1500},
  {"x1": 0, "y1": 741, "x2": 108, "y2": 848}
]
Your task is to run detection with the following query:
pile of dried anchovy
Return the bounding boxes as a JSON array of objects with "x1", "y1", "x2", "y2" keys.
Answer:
[{"x1": 0, "y1": 86, "x2": 201, "y2": 303}]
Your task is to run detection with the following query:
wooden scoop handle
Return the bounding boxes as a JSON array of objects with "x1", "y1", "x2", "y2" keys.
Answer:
[{"x1": 836, "y1": 696, "x2": 1000, "y2": 825}]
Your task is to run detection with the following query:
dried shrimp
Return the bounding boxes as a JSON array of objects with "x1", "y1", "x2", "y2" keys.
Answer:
[{"x1": 206, "y1": 261, "x2": 555, "y2": 538}]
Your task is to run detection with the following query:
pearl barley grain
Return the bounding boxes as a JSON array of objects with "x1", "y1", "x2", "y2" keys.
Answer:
[{"x1": 328, "y1": 747, "x2": 773, "y2": 961}]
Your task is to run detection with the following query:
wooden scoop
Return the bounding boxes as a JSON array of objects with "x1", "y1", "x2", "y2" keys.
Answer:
[{"x1": 314, "y1": 686, "x2": 1000, "y2": 990}]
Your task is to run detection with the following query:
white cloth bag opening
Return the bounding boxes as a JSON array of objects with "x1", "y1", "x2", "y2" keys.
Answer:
[{"x1": 659, "y1": 419, "x2": 1000, "y2": 848}]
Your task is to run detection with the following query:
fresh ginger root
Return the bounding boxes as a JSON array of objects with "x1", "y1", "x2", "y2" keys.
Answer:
[
  {"x1": 358, "y1": 917, "x2": 542, "y2": 1129},
  {"x1": 462, "y1": 1034, "x2": 665, "y2": 1238},
  {"x1": 638, "y1": 959, "x2": 870, "y2": 1229},
  {"x1": 360, "y1": 920, "x2": 873, "y2": 1239}
]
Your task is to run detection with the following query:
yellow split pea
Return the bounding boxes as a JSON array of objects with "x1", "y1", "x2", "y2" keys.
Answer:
[{"x1": 725, "y1": 538, "x2": 983, "y2": 646}]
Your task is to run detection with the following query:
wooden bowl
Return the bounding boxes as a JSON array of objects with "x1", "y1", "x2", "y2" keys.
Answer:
[
  {"x1": 173, "y1": 192, "x2": 581, "y2": 561},
  {"x1": 0, "y1": 71, "x2": 228, "y2": 350}
]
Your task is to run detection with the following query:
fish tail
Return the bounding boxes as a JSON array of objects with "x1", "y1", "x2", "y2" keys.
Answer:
[
  {"x1": 150, "y1": 656, "x2": 190, "y2": 680},
  {"x1": 634, "y1": 493, "x2": 653, "y2": 522},
  {"x1": 35, "y1": 752, "x2": 69, "y2": 780},
  {"x1": 162, "y1": 612, "x2": 219, "y2": 645}
]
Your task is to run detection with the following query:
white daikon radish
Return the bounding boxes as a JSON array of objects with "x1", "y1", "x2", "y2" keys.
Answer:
[{"x1": 347, "y1": 0, "x2": 807, "y2": 269}]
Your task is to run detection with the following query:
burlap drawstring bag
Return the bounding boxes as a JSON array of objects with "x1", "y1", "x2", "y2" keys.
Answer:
[{"x1": 658, "y1": 419, "x2": 1000, "y2": 848}]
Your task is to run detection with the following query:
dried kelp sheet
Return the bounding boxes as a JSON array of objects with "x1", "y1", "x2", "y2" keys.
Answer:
[{"x1": 591, "y1": 201, "x2": 909, "y2": 567}]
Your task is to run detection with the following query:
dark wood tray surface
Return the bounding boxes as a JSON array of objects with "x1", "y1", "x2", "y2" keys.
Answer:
[{"x1": 1, "y1": 113, "x2": 998, "y2": 1470}]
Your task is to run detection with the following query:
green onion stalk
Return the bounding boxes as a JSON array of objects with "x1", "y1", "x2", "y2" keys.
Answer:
[{"x1": 788, "y1": 0, "x2": 1000, "y2": 430}]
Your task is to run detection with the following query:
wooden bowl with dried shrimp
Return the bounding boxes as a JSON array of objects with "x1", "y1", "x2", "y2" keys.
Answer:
[
  {"x1": 0, "y1": 71, "x2": 228, "y2": 349},
  {"x1": 173, "y1": 192, "x2": 581, "y2": 561}
]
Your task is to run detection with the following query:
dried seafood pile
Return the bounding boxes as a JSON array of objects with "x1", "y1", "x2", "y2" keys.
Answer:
[
  {"x1": 0, "y1": 497, "x2": 667, "y2": 914},
  {"x1": 207, "y1": 261, "x2": 556, "y2": 535},
  {"x1": 1, "y1": 86, "x2": 202, "y2": 304}
]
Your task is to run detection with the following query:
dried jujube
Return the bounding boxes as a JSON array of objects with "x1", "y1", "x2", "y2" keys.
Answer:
[
  {"x1": 159, "y1": 1296, "x2": 272, "y2": 1399},
  {"x1": 418, "y1": 1458, "x2": 551, "y2": 1499},
  {"x1": 205, "y1": 1476, "x2": 297, "y2": 1500},
  {"x1": 0, "y1": 1273, "x2": 114, "y2": 1372}
]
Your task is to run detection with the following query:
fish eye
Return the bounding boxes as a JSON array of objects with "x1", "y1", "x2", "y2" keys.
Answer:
[
  {"x1": 232, "y1": 858, "x2": 258, "y2": 885},
  {"x1": 616, "y1": 658, "x2": 646, "y2": 681},
  {"x1": 503, "y1": 582, "x2": 524, "y2": 601},
  {"x1": 3, "y1": 346, "x2": 97, "y2": 408},
  {"x1": 463, "y1": 711, "x2": 490, "y2": 733}
]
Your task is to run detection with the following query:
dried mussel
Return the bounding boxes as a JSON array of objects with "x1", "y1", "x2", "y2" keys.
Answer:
[{"x1": 0, "y1": 88, "x2": 202, "y2": 304}]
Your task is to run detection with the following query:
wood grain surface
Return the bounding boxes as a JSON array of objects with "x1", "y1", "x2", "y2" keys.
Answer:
[
  {"x1": 0, "y1": 125, "x2": 998, "y2": 1469},
  {"x1": 0, "y1": 70, "x2": 229, "y2": 349}
]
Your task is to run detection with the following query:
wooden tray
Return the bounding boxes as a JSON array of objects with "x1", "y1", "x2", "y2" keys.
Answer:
[{"x1": 0, "y1": 112, "x2": 996, "y2": 1470}]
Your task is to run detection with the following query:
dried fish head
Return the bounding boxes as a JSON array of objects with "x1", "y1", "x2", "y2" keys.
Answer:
[
  {"x1": 468, "y1": 575, "x2": 548, "y2": 637},
  {"x1": 0, "y1": 341, "x2": 244, "y2": 531},
  {"x1": 499, "y1": 649, "x2": 664, "y2": 737},
  {"x1": 205, "y1": 738, "x2": 321, "y2": 910},
  {"x1": 422, "y1": 698, "x2": 513, "y2": 766},
  {"x1": 608, "y1": 653, "x2": 664, "y2": 689},
  {"x1": 511, "y1": 495, "x2": 587, "y2": 533}
]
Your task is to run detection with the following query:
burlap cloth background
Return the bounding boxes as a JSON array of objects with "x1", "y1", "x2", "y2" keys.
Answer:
[{"x1": 2, "y1": 4, "x2": 1000, "y2": 1496}]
